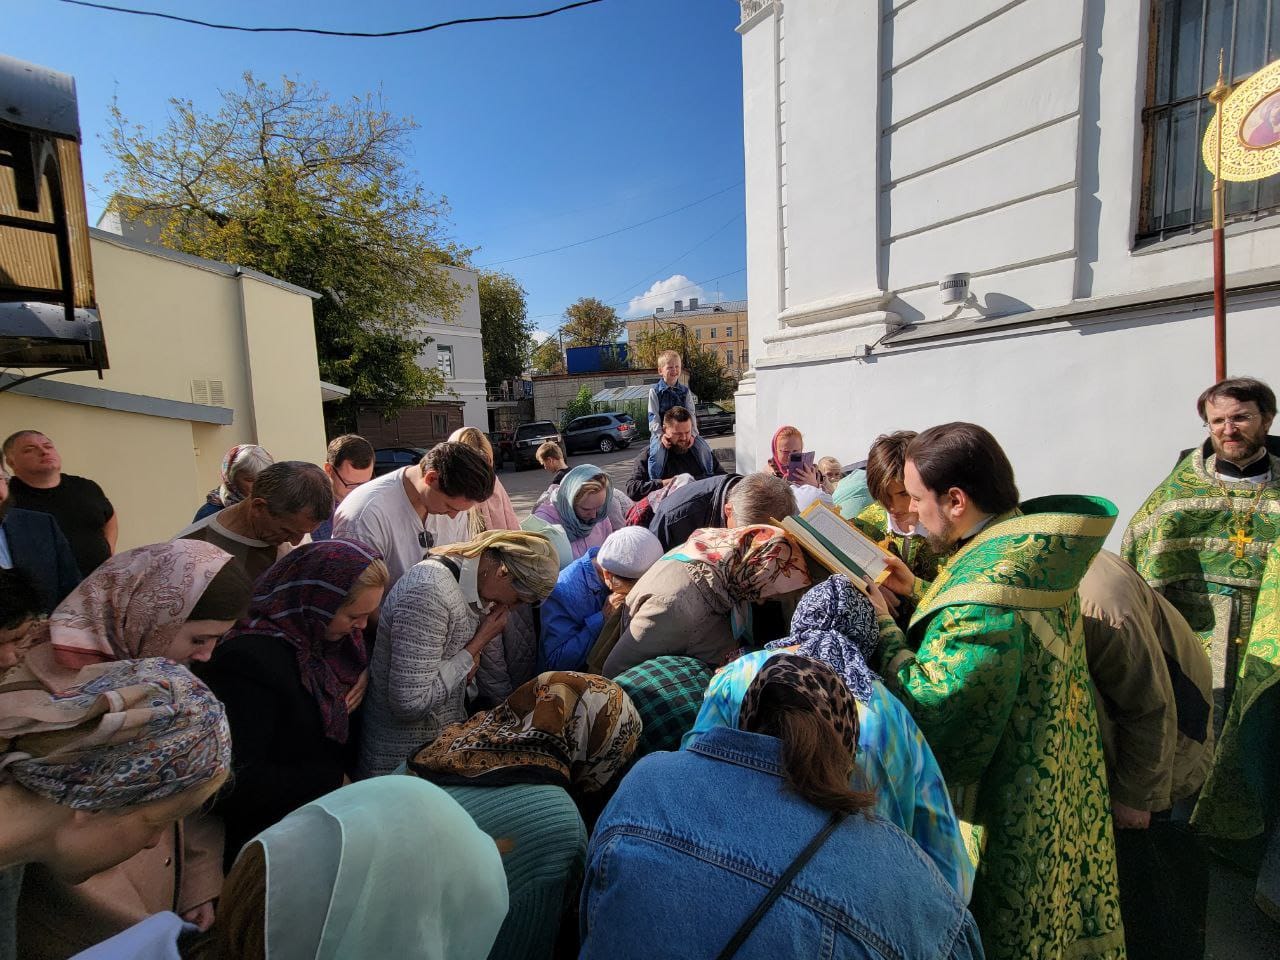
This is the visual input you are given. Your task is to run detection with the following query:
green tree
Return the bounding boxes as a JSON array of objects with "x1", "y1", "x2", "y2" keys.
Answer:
[
  {"x1": 629, "y1": 328, "x2": 734, "y2": 402},
  {"x1": 530, "y1": 336, "x2": 565, "y2": 375},
  {"x1": 477, "y1": 270, "x2": 533, "y2": 389},
  {"x1": 104, "y1": 73, "x2": 463, "y2": 424},
  {"x1": 562, "y1": 297, "x2": 623, "y2": 346},
  {"x1": 686, "y1": 342, "x2": 736, "y2": 403},
  {"x1": 561, "y1": 385, "x2": 595, "y2": 430},
  {"x1": 629, "y1": 326, "x2": 685, "y2": 369}
]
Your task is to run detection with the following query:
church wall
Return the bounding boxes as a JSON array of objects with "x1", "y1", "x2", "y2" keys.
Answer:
[
  {"x1": 881, "y1": 0, "x2": 1086, "y2": 316},
  {"x1": 735, "y1": 0, "x2": 1280, "y2": 535},
  {"x1": 750, "y1": 289, "x2": 1280, "y2": 549}
]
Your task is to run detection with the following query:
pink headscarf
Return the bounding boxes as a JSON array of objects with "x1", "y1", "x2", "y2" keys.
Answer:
[
  {"x1": 46, "y1": 541, "x2": 235, "y2": 668},
  {"x1": 768, "y1": 425, "x2": 803, "y2": 478}
]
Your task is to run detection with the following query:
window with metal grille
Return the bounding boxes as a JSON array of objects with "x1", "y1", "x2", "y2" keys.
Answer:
[
  {"x1": 1140, "y1": 0, "x2": 1280, "y2": 242},
  {"x1": 436, "y1": 344, "x2": 454, "y2": 379}
]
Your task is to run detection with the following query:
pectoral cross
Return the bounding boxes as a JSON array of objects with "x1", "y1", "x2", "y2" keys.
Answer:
[{"x1": 1229, "y1": 527, "x2": 1254, "y2": 559}]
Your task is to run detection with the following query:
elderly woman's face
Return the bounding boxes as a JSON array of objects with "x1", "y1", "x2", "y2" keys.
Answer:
[
  {"x1": 574, "y1": 488, "x2": 607, "y2": 524},
  {"x1": 233, "y1": 473, "x2": 256, "y2": 499},
  {"x1": 478, "y1": 557, "x2": 523, "y2": 607}
]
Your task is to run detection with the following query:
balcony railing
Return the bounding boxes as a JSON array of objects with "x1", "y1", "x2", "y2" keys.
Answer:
[{"x1": 740, "y1": 0, "x2": 769, "y2": 24}]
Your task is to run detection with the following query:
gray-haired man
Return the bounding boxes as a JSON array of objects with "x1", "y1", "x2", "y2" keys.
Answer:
[{"x1": 175, "y1": 460, "x2": 333, "y2": 581}]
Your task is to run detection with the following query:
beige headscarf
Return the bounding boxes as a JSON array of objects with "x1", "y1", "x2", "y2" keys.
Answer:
[{"x1": 432, "y1": 531, "x2": 560, "y2": 601}]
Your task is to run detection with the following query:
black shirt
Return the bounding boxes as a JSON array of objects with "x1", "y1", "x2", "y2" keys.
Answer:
[
  {"x1": 8, "y1": 474, "x2": 114, "y2": 576},
  {"x1": 625, "y1": 446, "x2": 726, "y2": 501}
]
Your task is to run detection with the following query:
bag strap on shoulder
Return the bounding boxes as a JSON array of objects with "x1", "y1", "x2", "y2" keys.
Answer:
[{"x1": 713, "y1": 811, "x2": 846, "y2": 960}]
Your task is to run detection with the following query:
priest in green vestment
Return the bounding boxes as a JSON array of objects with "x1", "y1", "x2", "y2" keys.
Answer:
[
  {"x1": 870, "y1": 422, "x2": 1125, "y2": 960},
  {"x1": 1193, "y1": 538, "x2": 1280, "y2": 920},
  {"x1": 1121, "y1": 378, "x2": 1280, "y2": 713}
]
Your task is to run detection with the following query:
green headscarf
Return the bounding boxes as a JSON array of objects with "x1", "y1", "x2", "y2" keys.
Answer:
[
  {"x1": 432, "y1": 530, "x2": 560, "y2": 601},
  {"x1": 249, "y1": 777, "x2": 508, "y2": 960}
]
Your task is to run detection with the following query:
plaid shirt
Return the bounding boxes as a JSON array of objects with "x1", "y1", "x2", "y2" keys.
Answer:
[{"x1": 613, "y1": 656, "x2": 714, "y2": 757}]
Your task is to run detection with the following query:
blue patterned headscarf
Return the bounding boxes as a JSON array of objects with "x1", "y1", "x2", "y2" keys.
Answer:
[
  {"x1": 0, "y1": 657, "x2": 231, "y2": 810},
  {"x1": 765, "y1": 574, "x2": 879, "y2": 702}
]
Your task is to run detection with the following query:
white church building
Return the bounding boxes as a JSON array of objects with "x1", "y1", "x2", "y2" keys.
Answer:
[{"x1": 733, "y1": 0, "x2": 1280, "y2": 540}]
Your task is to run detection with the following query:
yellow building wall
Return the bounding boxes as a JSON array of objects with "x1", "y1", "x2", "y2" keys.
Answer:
[
  {"x1": 238, "y1": 274, "x2": 328, "y2": 463},
  {"x1": 1, "y1": 394, "x2": 200, "y2": 550},
  {"x1": 0, "y1": 234, "x2": 328, "y2": 551}
]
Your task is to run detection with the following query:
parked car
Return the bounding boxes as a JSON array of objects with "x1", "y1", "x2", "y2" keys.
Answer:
[
  {"x1": 563, "y1": 412, "x2": 637, "y2": 454},
  {"x1": 488, "y1": 430, "x2": 514, "y2": 465},
  {"x1": 511, "y1": 420, "x2": 565, "y2": 470},
  {"x1": 373, "y1": 446, "x2": 427, "y2": 477},
  {"x1": 695, "y1": 402, "x2": 736, "y2": 436}
]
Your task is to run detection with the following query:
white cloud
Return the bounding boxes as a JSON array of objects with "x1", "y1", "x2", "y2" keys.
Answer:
[
  {"x1": 530, "y1": 329, "x2": 555, "y2": 344},
  {"x1": 626, "y1": 274, "x2": 708, "y2": 317}
]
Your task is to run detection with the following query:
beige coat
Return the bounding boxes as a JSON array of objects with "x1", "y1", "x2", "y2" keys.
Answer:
[
  {"x1": 1079, "y1": 550, "x2": 1215, "y2": 811},
  {"x1": 602, "y1": 560, "x2": 737, "y2": 677},
  {"x1": 18, "y1": 814, "x2": 224, "y2": 959}
]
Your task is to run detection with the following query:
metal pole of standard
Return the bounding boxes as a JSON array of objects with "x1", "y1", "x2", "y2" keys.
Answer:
[{"x1": 1209, "y1": 52, "x2": 1231, "y2": 381}]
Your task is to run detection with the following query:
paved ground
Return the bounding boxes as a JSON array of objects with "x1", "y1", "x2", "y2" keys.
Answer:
[
  {"x1": 500, "y1": 432, "x2": 736, "y2": 519},
  {"x1": 499, "y1": 431, "x2": 1276, "y2": 956},
  {"x1": 1206, "y1": 860, "x2": 1276, "y2": 958}
]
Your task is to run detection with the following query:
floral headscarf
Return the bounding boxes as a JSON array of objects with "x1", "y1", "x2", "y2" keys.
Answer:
[
  {"x1": 409, "y1": 671, "x2": 640, "y2": 792},
  {"x1": 766, "y1": 575, "x2": 879, "y2": 702},
  {"x1": 206, "y1": 443, "x2": 273, "y2": 508},
  {"x1": 0, "y1": 656, "x2": 231, "y2": 810},
  {"x1": 665, "y1": 524, "x2": 811, "y2": 601},
  {"x1": 44, "y1": 542, "x2": 236, "y2": 669},
  {"x1": 739, "y1": 653, "x2": 859, "y2": 759},
  {"x1": 551, "y1": 464, "x2": 611, "y2": 541},
  {"x1": 224, "y1": 539, "x2": 382, "y2": 743}
]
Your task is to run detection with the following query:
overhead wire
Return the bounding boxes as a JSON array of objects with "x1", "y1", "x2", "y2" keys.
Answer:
[
  {"x1": 54, "y1": 0, "x2": 607, "y2": 37},
  {"x1": 478, "y1": 180, "x2": 743, "y2": 266},
  {"x1": 604, "y1": 209, "x2": 744, "y2": 304}
]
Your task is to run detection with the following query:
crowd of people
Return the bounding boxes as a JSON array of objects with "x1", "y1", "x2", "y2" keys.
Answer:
[{"x1": 1, "y1": 359, "x2": 1278, "y2": 960}]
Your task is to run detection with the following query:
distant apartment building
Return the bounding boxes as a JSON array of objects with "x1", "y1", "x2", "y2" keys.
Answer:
[
  {"x1": 410, "y1": 263, "x2": 487, "y2": 432},
  {"x1": 625, "y1": 298, "x2": 749, "y2": 376}
]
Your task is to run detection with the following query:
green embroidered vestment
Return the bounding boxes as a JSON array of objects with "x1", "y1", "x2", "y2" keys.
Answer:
[
  {"x1": 1120, "y1": 445, "x2": 1280, "y2": 705},
  {"x1": 1193, "y1": 539, "x2": 1280, "y2": 841},
  {"x1": 879, "y1": 496, "x2": 1125, "y2": 960}
]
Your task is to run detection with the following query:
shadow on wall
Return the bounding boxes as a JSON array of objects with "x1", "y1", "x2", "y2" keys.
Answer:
[{"x1": 889, "y1": 291, "x2": 1034, "y2": 326}]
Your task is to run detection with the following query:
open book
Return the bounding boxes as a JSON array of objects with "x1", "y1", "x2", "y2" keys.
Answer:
[{"x1": 776, "y1": 500, "x2": 892, "y2": 597}]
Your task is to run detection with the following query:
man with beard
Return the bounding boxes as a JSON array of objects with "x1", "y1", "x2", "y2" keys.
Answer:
[
  {"x1": 624, "y1": 406, "x2": 724, "y2": 501},
  {"x1": 1122, "y1": 377, "x2": 1280, "y2": 720},
  {"x1": 869, "y1": 422, "x2": 1124, "y2": 960}
]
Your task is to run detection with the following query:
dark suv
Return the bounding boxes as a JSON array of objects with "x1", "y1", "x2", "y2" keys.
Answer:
[
  {"x1": 695, "y1": 402, "x2": 736, "y2": 436},
  {"x1": 372, "y1": 446, "x2": 427, "y2": 477},
  {"x1": 511, "y1": 420, "x2": 565, "y2": 470},
  {"x1": 563, "y1": 412, "x2": 637, "y2": 454}
]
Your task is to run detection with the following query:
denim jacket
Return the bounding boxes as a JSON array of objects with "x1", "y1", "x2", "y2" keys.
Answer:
[{"x1": 580, "y1": 726, "x2": 985, "y2": 960}]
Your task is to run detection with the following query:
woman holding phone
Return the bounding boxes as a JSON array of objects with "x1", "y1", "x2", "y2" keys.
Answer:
[{"x1": 766, "y1": 426, "x2": 822, "y2": 488}]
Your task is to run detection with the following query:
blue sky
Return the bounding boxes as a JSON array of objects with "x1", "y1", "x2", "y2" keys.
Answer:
[{"x1": 9, "y1": 0, "x2": 748, "y2": 339}]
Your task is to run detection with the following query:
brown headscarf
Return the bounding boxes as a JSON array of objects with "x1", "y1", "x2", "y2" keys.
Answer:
[
  {"x1": 408, "y1": 671, "x2": 640, "y2": 792},
  {"x1": 739, "y1": 653, "x2": 860, "y2": 759}
]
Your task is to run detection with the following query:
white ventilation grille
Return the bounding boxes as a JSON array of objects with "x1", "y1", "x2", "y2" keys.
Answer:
[{"x1": 191, "y1": 379, "x2": 227, "y2": 406}]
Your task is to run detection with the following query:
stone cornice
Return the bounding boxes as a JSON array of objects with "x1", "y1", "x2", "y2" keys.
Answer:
[{"x1": 737, "y1": 0, "x2": 781, "y2": 35}]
